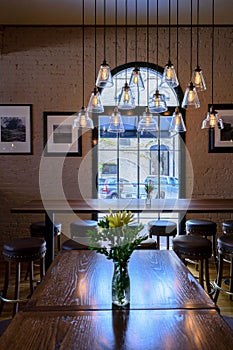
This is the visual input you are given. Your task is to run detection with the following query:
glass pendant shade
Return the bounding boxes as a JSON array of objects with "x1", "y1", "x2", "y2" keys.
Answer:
[
  {"x1": 96, "y1": 59, "x2": 114, "y2": 88},
  {"x1": 181, "y1": 82, "x2": 200, "y2": 109},
  {"x1": 137, "y1": 107, "x2": 158, "y2": 132},
  {"x1": 118, "y1": 82, "x2": 135, "y2": 110},
  {"x1": 161, "y1": 60, "x2": 179, "y2": 88},
  {"x1": 169, "y1": 107, "x2": 186, "y2": 133},
  {"x1": 148, "y1": 89, "x2": 168, "y2": 113},
  {"x1": 201, "y1": 106, "x2": 224, "y2": 129},
  {"x1": 73, "y1": 107, "x2": 94, "y2": 129},
  {"x1": 87, "y1": 86, "x2": 104, "y2": 113},
  {"x1": 108, "y1": 107, "x2": 125, "y2": 133},
  {"x1": 129, "y1": 66, "x2": 145, "y2": 90},
  {"x1": 192, "y1": 65, "x2": 206, "y2": 91}
]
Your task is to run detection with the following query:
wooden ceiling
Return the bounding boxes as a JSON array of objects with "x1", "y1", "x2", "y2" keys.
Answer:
[{"x1": 0, "y1": 0, "x2": 232, "y2": 26}]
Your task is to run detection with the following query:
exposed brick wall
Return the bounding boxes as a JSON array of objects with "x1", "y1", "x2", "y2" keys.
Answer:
[{"x1": 0, "y1": 26, "x2": 232, "y2": 243}]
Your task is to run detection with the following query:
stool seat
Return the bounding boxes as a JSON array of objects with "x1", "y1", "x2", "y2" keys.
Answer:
[
  {"x1": 3, "y1": 237, "x2": 46, "y2": 260},
  {"x1": 222, "y1": 220, "x2": 233, "y2": 234},
  {"x1": 148, "y1": 220, "x2": 177, "y2": 250},
  {"x1": 185, "y1": 219, "x2": 217, "y2": 266},
  {"x1": 1, "y1": 237, "x2": 46, "y2": 316},
  {"x1": 172, "y1": 235, "x2": 212, "y2": 293},
  {"x1": 62, "y1": 239, "x2": 89, "y2": 251},
  {"x1": 137, "y1": 237, "x2": 157, "y2": 250},
  {"x1": 172, "y1": 235, "x2": 212, "y2": 258},
  {"x1": 70, "y1": 220, "x2": 98, "y2": 238},
  {"x1": 214, "y1": 234, "x2": 233, "y2": 303}
]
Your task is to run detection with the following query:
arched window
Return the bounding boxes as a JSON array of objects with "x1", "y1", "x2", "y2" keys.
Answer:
[{"x1": 94, "y1": 62, "x2": 186, "y2": 230}]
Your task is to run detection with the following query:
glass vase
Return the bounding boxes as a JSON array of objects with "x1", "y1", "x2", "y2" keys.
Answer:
[
  {"x1": 112, "y1": 261, "x2": 130, "y2": 307},
  {"x1": 146, "y1": 194, "x2": 152, "y2": 207}
]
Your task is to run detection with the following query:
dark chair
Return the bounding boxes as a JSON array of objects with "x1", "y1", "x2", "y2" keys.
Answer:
[
  {"x1": 172, "y1": 235, "x2": 212, "y2": 294},
  {"x1": 30, "y1": 221, "x2": 62, "y2": 252},
  {"x1": 0, "y1": 237, "x2": 46, "y2": 316},
  {"x1": 213, "y1": 234, "x2": 233, "y2": 303},
  {"x1": 148, "y1": 220, "x2": 177, "y2": 250},
  {"x1": 185, "y1": 219, "x2": 217, "y2": 267},
  {"x1": 62, "y1": 239, "x2": 89, "y2": 250}
]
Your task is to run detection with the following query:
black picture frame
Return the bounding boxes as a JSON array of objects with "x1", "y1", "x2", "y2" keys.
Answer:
[
  {"x1": 208, "y1": 104, "x2": 233, "y2": 153},
  {"x1": 43, "y1": 111, "x2": 82, "y2": 157},
  {"x1": 0, "y1": 104, "x2": 32, "y2": 155}
]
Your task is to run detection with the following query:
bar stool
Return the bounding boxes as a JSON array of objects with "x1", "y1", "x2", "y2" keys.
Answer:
[
  {"x1": 222, "y1": 220, "x2": 233, "y2": 234},
  {"x1": 185, "y1": 219, "x2": 217, "y2": 267},
  {"x1": 148, "y1": 220, "x2": 177, "y2": 250},
  {"x1": 172, "y1": 235, "x2": 212, "y2": 294},
  {"x1": 0, "y1": 237, "x2": 46, "y2": 316},
  {"x1": 70, "y1": 220, "x2": 97, "y2": 239},
  {"x1": 30, "y1": 221, "x2": 62, "y2": 252},
  {"x1": 62, "y1": 239, "x2": 89, "y2": 250},
  {"x1": 213, "y1": 234, "x2": 233, "y2": 303}
]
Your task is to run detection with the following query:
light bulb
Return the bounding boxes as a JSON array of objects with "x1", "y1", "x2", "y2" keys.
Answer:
[
  {"x1": 155, "y1": 96, "x2": 160, "y2": 107},
  {"x1": 92, "y1": 94, "x2": 98, "y2": 106},
  {"x1": 80, "y1": 114, "x2": 87, "y2": 128},
  {"x1": 166, "y1": 67, "x2": 173, "y2": 80},
  {"x1": 194, "y1": 72, "x2": 201, "y2": 85},
  {"x1": 145, "y1": 115, "x2": 150, "y2": 127},
  {"x1": 188, "y1": 90, "x2": 195, "y2": 103},
  {"x1": 133, "y1": 74, "x2": 139, "y2": 84},
  {"x1": 124, "y1": 89, "x2": 130, "y2": 102},
  {"x1": 209, "y1": 112, "x2": 216, "y2": 128},
  {"x1": 101, "y1": 67, "x2": 108, "y2": 80},
  {"x1": 175, "y1": 115, "x2": 181, "y2": 126}
]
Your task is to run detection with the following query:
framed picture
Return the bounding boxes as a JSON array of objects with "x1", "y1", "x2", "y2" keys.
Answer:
[
  {"x1": 43, "y1": 112, "x2": 82, "y2": 156},
  {"x1": 0, "y1": 104, "x2": 32, "y2": 154},
  {"x1": 208, "y1": 104, "x2": 233, "y2": 153}
]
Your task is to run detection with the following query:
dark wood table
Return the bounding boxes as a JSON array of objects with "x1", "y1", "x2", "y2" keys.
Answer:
[
  {"x1": 11, "y1": 198, "x2": 233, "y2": 269},
  {"x1": 1, "y1": 250, "x2": 233, "y2": 350}
]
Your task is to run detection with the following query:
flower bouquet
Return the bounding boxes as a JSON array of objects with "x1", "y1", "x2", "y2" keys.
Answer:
[{"x1": 88, "y1": 210, "x2": 147, "y2": 306}]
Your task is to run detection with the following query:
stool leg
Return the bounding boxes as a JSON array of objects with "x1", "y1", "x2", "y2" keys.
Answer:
[
  {"x1": 199, "y1": 260, "x2": 204, "y2": 288},
  {"x1": 29, "y1": 261, "x2": 34, "y2": 296},
  {"x1": 57, "y1": 235, "x2": 61, "y2": 251},
  {"x1": 166, "y1": 236, "x2": 170, "y2": 250},
  {"x1": 0, "y1": 261, "x2": 10, "y2": 314},
  {"x1": 40, "y1": 257, "x2": 45, "y2": 282},
  {"x1": 13, "y1": 262, "x2": 21, "y2": 316},
  {"x1": 214, "y1": 254, "x2": 223, "y2": 303},
  {"x1": 229, "y1": 257, "x2": 233, "y2": 301},
  {"x1": 157, "y1": 236, "x2": 160, "y2": 250},
  {"x1": 205, "y1": 258, "x2": 211, "y2": 295}
]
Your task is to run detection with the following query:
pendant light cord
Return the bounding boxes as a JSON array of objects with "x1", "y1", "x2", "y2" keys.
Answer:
[
  {"x1": 125, "y1": 0, "x2": 128, "y2": 81},
  {"x1": 103, "y1": 0, "x2": 106, "y2": 61},
  {"x1": 147, "y1": 0, "x2": 149, "y2": 103},
  {"x1": 94, "y1": 0, "x2": 97, "y2": 79},
  {"x1": 156, "y1": 0, "x2": 159, "y2": 89},
  {"x1": 211, "y1": 0, "x2": 215, "y2": 105},
  {"x1": 115, "y1": 0, "x2": 118, "y2": 105},
  {"x1": 135, "y1": 0, "x2": 138, "y2": 63},
  {"x1": 176, "y1": 0, "x2": 179, "y2": 77},
  {"x1": 82, "y1": 0, "x2": 85, "y2": 107},
  {"x1": 168, "y1": 0, "x2": 171, "y2": 60},
  {"x1": 190, "y1": 0, "x2": 193, "y2": 79},
  {"x1": 196, "y1": 0, "x2": 199, "y2": 67}
]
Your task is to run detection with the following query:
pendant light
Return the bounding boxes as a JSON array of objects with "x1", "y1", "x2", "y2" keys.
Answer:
[
  {"x1": 118, "y1": 0, "x2": 135, "y2": 110},
  {"x1": 169, "y1": 0, "x2": 186, "y2": 133},
  {"x1": 73, "y1": 0, "x2": 94, "y2": 129},
  {"x1": 181, "y1": 0, "x2": 200, "y2": 109},
  {"x1": 161, "y1": 0, "x2": 179, "y2": 88},
  {"x1": 201, "y1": 0, "x2": 224, "y2": 130},
  {"x1": 129, "y1": 0, "x2": 145, "y2": 91},
  {"x1": 87, "y1": 0, "x2": 104, "y2": 113},
  {"x1": 138, "y1": 0, "x2": 157, "y2": 132},
  {"x1": 148, "y1": 0, "x2": 167, "y2": 113},
  {"x1": 108, "y1": 0, "x2": 124, "y2": 133},
  {"x1": 95, "y1": 0, "x2": 113, "y2": 88},
  {"x1": 192, "y1": 0, "x2": 206, "y2": 92}
]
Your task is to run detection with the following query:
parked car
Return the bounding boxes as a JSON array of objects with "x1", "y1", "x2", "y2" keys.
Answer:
[
  {"x1": 99, "y1": 177, "x2": 135, "y2": 199},
  {"x1": 144, "y1": 175, "x2": 179, "y2": 199}
]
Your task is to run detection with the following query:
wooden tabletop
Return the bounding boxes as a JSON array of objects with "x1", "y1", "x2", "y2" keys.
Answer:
[
  {"x1": 1, "y1": 309, "x2": 233, "y2": 350},
  {"x1": 27, "y1": 250, "x2": 216, "y2": 311},
  {"x1": 11, "y1": 198, "x2": 233, "y2": 214},
  {"x1": 1, "y1": 250, "x2": 233, "y2": 350}
]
